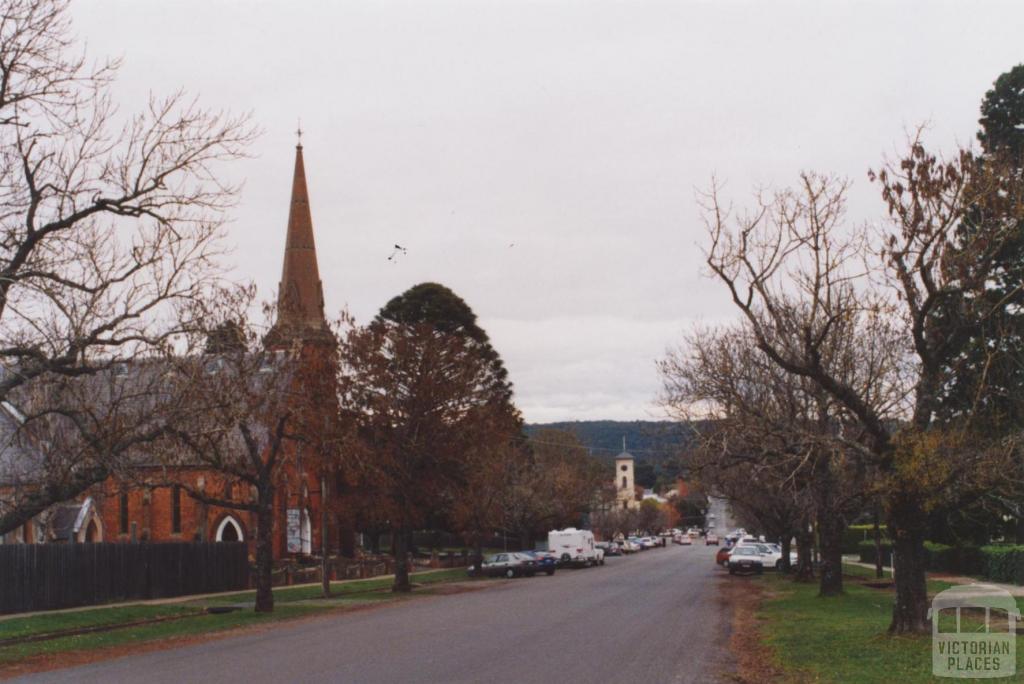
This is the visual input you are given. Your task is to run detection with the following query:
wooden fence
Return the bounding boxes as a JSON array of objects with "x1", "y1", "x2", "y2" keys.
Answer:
[{"x1": 0, "y1": 542, "x2": 248, "y2": 615}]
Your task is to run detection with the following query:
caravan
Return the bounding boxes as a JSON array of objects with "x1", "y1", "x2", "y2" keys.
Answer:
[{"x1": 547, "y1": 528, "x2": 603, "y2": 567}]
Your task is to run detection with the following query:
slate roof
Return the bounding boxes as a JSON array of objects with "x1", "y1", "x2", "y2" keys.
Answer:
[{"x1": 0, "y1": 400, "x2": 44, "y2": 486}]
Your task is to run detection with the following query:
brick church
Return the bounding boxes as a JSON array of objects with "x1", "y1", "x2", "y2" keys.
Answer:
[{"x1": 1, "y1": 140, "x2": 339, "y2": 561}]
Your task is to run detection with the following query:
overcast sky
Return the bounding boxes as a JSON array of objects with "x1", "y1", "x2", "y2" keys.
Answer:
[{"x1": 73, "y1": 0, "x2": 1024, "y2": 423}]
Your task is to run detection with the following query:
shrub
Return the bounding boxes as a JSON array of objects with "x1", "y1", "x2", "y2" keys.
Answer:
[
  {"x1": 857, "y1": 539, "x2": 892, "y2": 566},
  {"x1": 843, "y1": 524, "x2": 887, "y2": 555}
]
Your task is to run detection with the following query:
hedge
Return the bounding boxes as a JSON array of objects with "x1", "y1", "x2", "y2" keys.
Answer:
[
  {"x1": 979, "y1": 545, "x2": 1024, "y2": 585},
  {"x1": 856, "y1": 541, "x2": 1017, "y2": 582}
]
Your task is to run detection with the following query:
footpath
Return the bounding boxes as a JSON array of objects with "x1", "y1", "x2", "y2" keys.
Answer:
[{"x1": 843, "y1": 556, "x2": 1024, "y2": 597}]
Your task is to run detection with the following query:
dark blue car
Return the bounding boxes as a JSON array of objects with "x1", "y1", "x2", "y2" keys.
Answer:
[{"x1": 520, "y1": 551, "x2": 557, "y2": 575}]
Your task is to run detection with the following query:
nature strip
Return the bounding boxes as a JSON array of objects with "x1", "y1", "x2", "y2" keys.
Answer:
[
  {"x1": 0, "y1": 583, "x2": 414, "y2": 648},
  {"x1": 0, "y1": 610, "x2": 210, "y2": 648}
]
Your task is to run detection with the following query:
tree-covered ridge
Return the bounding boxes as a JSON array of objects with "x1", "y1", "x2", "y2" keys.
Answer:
[
  {"x1": 524, "y1": 420, "x2": 695, "y2": 462},
  {"x1": 523, "y1": 420, "x2": 698, "y2": 489}
]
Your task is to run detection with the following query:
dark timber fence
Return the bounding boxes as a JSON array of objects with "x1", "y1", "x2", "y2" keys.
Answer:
[{"x1": 0, "y1": 542, "x2": 248, "y2": 615}]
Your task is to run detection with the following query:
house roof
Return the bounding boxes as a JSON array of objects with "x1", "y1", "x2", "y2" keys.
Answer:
[{"x1": 0, "y1": 400, "x2": 44, "y2": 486}]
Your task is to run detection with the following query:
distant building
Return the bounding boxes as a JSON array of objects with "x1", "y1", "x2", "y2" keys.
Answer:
[{"x1": 614, "y1": 449, "x2": 639, "y2": 510}]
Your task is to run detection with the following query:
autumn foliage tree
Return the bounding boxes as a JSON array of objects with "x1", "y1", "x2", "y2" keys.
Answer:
[
  {"x1": 499, "y1": 429, "x2": 607, "y2": 547},
  {"x1": 337, "y1": 283, "x2": 515, "y2": 592}
]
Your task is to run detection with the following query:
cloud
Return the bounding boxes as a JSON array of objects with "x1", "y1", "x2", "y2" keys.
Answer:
[{"x1": 484, "y1": 315, "x2": 722, "y2": 422}]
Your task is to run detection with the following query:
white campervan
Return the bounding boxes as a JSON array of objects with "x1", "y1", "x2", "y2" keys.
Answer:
[{"x1": 547, "y1": 528, "x2": 602, "y2": 567}]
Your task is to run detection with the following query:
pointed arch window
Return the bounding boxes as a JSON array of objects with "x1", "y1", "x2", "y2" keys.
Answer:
[{"x1": 216, "y1": 516, "x2": 243, "y2": 542}]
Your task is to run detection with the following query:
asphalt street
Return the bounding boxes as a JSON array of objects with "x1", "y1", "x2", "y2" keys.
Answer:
[{"x1": 18, "y1": 543, "x2": 735, "y2": 684}]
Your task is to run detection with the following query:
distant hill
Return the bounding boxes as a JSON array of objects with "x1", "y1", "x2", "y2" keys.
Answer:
[{"x1": 524, "y1": 420, "x2": 699, "y2": 489}]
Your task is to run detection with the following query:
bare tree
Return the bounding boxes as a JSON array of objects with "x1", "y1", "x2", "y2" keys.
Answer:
[
  {"x1": 699, "y1": 137, "x2": 1024, "y2": 632},
  {"x1": 661, "y1": 323, "x2": 867, "y2": 593},
  {"x1": 0, "y1": 0, "x2": 257, "y2": 533},
  {"x1": 145, "y1": 293, "x2": 333, "y2": 614}
]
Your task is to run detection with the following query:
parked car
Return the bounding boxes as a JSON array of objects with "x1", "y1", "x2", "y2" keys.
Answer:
[
  {"x1": 678, "y1": 534, "x2": 693, "y2": 546},
  {"x1": 596, "y1": 541, "x2": 622, "y2": 557},
  {"x1": 548, "y1": 527, "x2": 601, "y2": 567},
  {"x1": 766, "y1": 543, "x2": 797, "y2": 566},
  {"x1": 468, "y1": 552, "x2": 538, "y2": 578},
  {"x1": 706, "y1": 533, "x2": 720, "y2": 546},
  {"x1": 751, "y1": 543, "x2": 783, "y2": 568},
  {"x1": 715, "y1": 547, "x2": 732, "y2": 566},
  {"x1": 620, "y1": 539, "x2": 641, "y2": 553},
  {"x1": 519, "y1": 550, "x2": 557, "y2": 575},
  {"x1": 727, "y1": 545, "x2": 765, "y2": 575}
]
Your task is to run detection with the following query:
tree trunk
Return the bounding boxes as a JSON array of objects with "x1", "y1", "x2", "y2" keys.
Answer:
[
  {"x1": 873, "y1": 507, "x2": 884, "y2": 580},
  {"x1": 254, "y1": 489, "x2": 275, "y2": 613},
  {"x1": 793, "y1": 528, "x2": 815, "y2": 582},
  {"x1": 340, "y1": 523, "x2": 356, "y2": 558},
  {"x1": 392, "y1": 525, "x2": 412, "y2": 592},
  {"x1": 888, "y1": 496, "x2": 930, "y2": 634},
  {"x1": 778, "y1": 535, "x2": 792, "y2": 575},
  {"x1": 375, "y1": 530, "x2": 383, "y2": 553},
  {"x1": 817, "y1": 512, "x2": 844, "y2": 597},
  {"x1": 472, "y1": 537, "x2": 484, "y2": 574}
]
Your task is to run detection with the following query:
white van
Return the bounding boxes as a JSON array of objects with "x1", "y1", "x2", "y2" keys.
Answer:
[{"x1": 547, "y1": 528, "x2": 602, "y2": 567}]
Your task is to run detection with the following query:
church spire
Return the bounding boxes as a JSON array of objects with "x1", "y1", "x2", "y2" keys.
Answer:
[{"x1": 267, "y1": 140, "x2": 327, "y2": 347}]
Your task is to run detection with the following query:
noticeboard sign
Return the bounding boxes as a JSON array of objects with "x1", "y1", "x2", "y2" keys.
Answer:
[{"x1": 286, "y1": 508, "x2": 301, "y2": 554}]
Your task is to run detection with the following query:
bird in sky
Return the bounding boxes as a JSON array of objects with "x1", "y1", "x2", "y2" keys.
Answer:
[{"x1": 387, "y1": 244, "x2": 407, "y2": 262}]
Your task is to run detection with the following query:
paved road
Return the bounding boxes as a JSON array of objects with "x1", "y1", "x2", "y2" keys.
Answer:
[
  {"x1": 707, "y1": 497, "x2": 736, "y2": 536},
  {"x1": 19, "y1": 543, "x2": 734, "y2": 684}
]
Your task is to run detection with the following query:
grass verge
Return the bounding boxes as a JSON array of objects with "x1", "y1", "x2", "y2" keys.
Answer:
[
  {"x1": 204, "y1": 567, "x2": 471, "y2": 605},
  {"x1": 751, "y1": 564, "x2": 1024, "y2": 683}
]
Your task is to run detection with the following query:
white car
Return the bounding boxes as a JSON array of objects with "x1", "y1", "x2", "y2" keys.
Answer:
[
  {"x1": 678, "y1": 534, "x2": 693, "y2": 546},
  {"x1": 753, "y1": 543, "x2": 783, "y2": 568},
  {"x1": 727, "y1": 545, "x2": 765, "y2": 575},
  {"x1": 766, "y1": 543, "x2": 798, "y2": 566}
]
